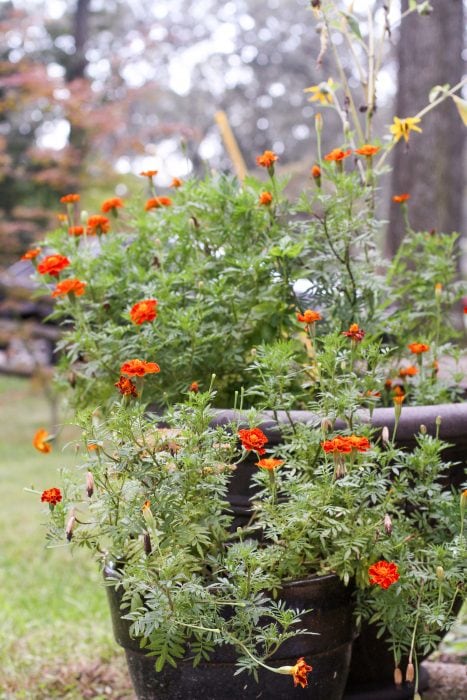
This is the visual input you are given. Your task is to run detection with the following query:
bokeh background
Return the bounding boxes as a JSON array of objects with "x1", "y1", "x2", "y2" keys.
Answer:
[{"x1": 0, "y1": 1, "x2": 465, "y2": 697}]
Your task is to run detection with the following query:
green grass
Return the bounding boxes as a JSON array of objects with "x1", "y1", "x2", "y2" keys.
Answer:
[{"x1": 0, "y1": 376, "x2": 131, "y2": 698}]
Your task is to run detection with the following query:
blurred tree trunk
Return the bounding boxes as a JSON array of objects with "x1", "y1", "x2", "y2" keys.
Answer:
[
  {"x1": 67, "y1": 0, "x2": 91, "y2": 82},
  {"x1": 387, "y1": 0, "x2": 464, "y2": 255},
  {"x1": 66, "y1": 0, "x2": 91, "y2": 181}
]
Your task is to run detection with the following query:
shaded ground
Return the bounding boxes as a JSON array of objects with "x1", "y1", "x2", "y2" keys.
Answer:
[{"x1": 1, "y1": 654, "x2": 135, "y2": 700}]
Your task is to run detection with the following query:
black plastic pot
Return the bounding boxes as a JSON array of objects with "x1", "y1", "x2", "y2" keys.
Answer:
[{"x1": 104, "y1": 565, "x2": 356, "y2": 700}]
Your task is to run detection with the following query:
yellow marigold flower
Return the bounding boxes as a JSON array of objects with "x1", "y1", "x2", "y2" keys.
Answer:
[
  {"x1": 389, "y1": 116, "x2": 422, "y2": 143},
  {"x1": 304, "y1": 78, "x2": 334, "y2": 105}
]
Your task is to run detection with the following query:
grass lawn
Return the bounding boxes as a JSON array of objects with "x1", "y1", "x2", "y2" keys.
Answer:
[{"x1": 0, "y1": 376, "x2": 133, "y2": 699}]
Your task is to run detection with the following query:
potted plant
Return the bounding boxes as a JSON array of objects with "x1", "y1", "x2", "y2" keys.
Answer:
[{"x1": 25, "y1": 2, "x2": 467, "y2": 698}]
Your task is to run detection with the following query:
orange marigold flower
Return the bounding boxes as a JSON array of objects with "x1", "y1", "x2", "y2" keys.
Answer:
[
  {"x1": 170, "y1": 177, "x2": 183, "y2": 188},
  {"x1": 51, "y1": 278, "x2": 86, "y2": 298},
  {"x1": 189, "y1": 381, "x2": 199, "y2": 393},
  {"x1": 277, "y1": 658, "x2": 313, "y2": 689},
  {"x1": 392, "y1": 385, "x2": 406, "y2": 405},
  {"x1": 346, "y1": 435, "x2": 371, "y2": 452},
  {"x1": 399, "y1": 365, "x2": 418, "y2": 378},
  {"x1": 33, "y1": 428, "x2": 52, "y2": 453},
  {"x1": 41, "y1": 487, "x2": 62, "y2": 506},
  {"x1": 408, "y1": 342, "x2": 430, "y2": 354},
  {"x1": 21, "y1": 248, "x2": 41, "y2": 261},
  {"x1": 37, "y1": 254, "x2": 70, "y2": 277},
  {"x1": 87, "y1": 215, "x2": 110, "y2": 235},
  {"x1": 142, "y1": 500, "x2": 151, "y2": 512},
  {"x1": 256, "y1": 150, "x2": 278, "y2": 168},
  {"x1": 297, "y1": 309, "x2": 322, "y2": 324},
  {"x1": 130, "y1": 299, "x2": 158, "y2": 325},
  {"x1": 342, "y1": 323, "x2": 365, "y2": 342},
  {"x1": 392, "y1": 193, "x2": 410, "y2": 203},
  {"x1": 57, "y1": 213, "x2": 68, "y2": 223},
  {"x1": 321, "y1": 437, "x2": 352, "y2": 454},
  {"x1": 60, "y1": 193, "x2": 80, "y2": 204},
  {"x1": 120, "y1": 359, "x2": 161, "y2": 377},
  {"x1": 145, "y1": 196, "x2": 173, "y2": 211},
  {"x1": 68, "y1": 226, "x2": 84, "y2": 236},
  {"x1": 101, "y1": 197, "x2": 124, "y2": 213},
  {"x1": 463, "y1": 305, "x2": 467, "y2": 315},
  {"x1": 324, "y1": 148, "x2": 352, "y2": 162},
  {"x1": 238, "y1": 427, "x2": 268, "y2": 455},
  {"x1": 259, "y1": 191, "x2": 273, "y2": 206},
  {"x1": 255, "y1": 458, "x2": 284, "y2": 470},
  {"x1": 355, "y1": 144, "x2": 380, "y2": 157},
  {"x1": 140, "y1": 170, "x2": 158, "y2": 177},
  {"x1": 115, "y1": 375, "x2": 138, "y2": 397},
  {"x1": 384, "y1": 379, "x2": 393, "y2": 390},
  {"x1": 311, "y1": 164, "x2": 321, "y2": 179},
  {"x1": 368, "y1": 560, "x2": 400, "y2": 589}
]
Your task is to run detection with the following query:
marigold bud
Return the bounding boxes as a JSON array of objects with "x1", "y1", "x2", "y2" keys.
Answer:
[
  {"x1": 66, "y1": 514, "x2": 76, "y2": 542},
  {"x1": 394, "y1": 668, "x2": 403, "y2": 686},
  {"x1": 143, "y1": 532, "x2": 152, "y2": 555},
  {"x1": 435, "y1": 282, "x2": 442, "y2": 298},
  {"x1": 321, "y1": 417, "x2": 333, "y2": 433},
  {"x1": 86, "y1": 471, "x2": 94, "y2": 498},
  {"x1": 381, "y1": 426, "x2": 390, "y2": 444},
  {"x1": 419, "y1": 424, "x2": 427, "y2": 434},
  {"x1": 435, "y1": 415, "x2": 442, "y2": 427},
  {"x1": 384, "y1": 513, "x2": 393, "y2": 535},
  {"x1": 436, "y1": 566, "x2": 445, "y2": 580},
  {"x1": 405, "y1": 662, "x2": 415, "y2": 683},
  {"x1": 315, "y1": 113, "x2": 323, "y2": 133}
]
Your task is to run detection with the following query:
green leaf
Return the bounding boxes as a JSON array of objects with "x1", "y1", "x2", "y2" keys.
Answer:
[{"x1": 340, "y1": 11, "x2": 362, "y2": 41}]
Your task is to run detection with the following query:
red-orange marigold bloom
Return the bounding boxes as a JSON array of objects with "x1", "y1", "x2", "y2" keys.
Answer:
[
  {"x1": 52, "y1": 278, "x2": 86, "y2": 298},
  {"x1": 41, "y1": 487, "x2": 62, "y2": 505},
  {"x1": 115, "y1": 376, "x2": 138, "y2": 397},
  {"x1": 101, "y1": 197, "x2": 124, "y2": 213},
  {"x1": 21, "y1": 248, "x2": 41, "y2": 261},
  {"x1": 392, "y1": 193, "x2": 410, "y2": 203},
  {"x1": 297, "y1": 309, "x2": 322, "y2": 324},
  {"x1": 255, "y1": 458, "x2": 284, "y2": 470},
  {"x1": 408, "y1": 342, "x2": 430, "y2": 354},
  {"x1": 170, "y1": 177, "x2": 183, "y2": 188},
  {"x1": 342, "y1": 323, "x2": 365, "y2": 342},
  {"x1": 33, "y1": 428, "x2": 52, "y2": 453},
  {"x1": 324, "y1": 148, "x2": 352, "y2": 162},
  {"x1": 311, "y1": 164, "x2": 321, "y2": 178},
  {"x1": 87, "y1": 215, "x2": 110, "y2": 235},
  {"x1": 60, "y1": 193, "x2": 80, "y2": 204},
  {"x1": 140, "y1": 170, "x2": 158, "y2": 177},
  {"x1": 37, "y1": 254, "x2": 70, "y2": 277},
  {"x1": 346, "y1": 435, "x2": 371, "y2": 452},
  {"x1": 130, "y1": 299, "x2": 158, "y2": 325},
  {"x1": 355, "y1": 144, "x2": 380, "y2": 157},
  {"x1": 399, "y1": 365, "x2": 418, "y2": 378},
  {"x1": 189, "y1": 381, "x2": 199, "y2": 393},
  {"x1": 238, "y1": 427, "x2": 268, "y2": 455},
  {"x1": 256, "y1": 150, "x2": 278, "y2": 168},
  {"x1": 259, "y1": 191, "x2": 273, "y2": 206},
  {"x1": 368, "y1": 560, "x2": 400, "y2": 589},
  {"x1": 120, "y1": 359, "x2": 161, "y2": 377},
  {"x1": 57, "y1": 213, "x2": 68, "y2": 223},
  {"x1": 321, "y1": 437, "x2": 352, "y2": 454},
  {"x1": 290, "y1": 658, "x2": 313, "y2": 688},
  {"x1": 68, "y1": 226, "x2": 84, "y2": 236},
  {"x1": 145, "y1": 196, "x2": 173, "y2": 211},
  {"x1": 463, "y1": 305, "x2": 467, "y2": 315}
]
